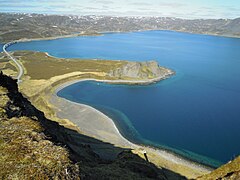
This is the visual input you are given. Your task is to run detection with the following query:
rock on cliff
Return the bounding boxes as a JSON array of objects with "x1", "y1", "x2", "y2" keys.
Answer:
[
  {"x1": 109, "y1": 60, "x2": 173, "y2": 80},
  {"x1": 197, "y1": 156, "x2": 240, "y2": 180}
]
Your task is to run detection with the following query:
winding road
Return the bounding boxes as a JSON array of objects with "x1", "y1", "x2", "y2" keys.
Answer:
[{"x1": 3, "y1": 41, "x2": 23, "y2": 83}]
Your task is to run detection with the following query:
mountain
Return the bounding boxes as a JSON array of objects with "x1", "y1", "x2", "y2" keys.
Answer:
[{"x1": 0, "y1": 13, "x2": 240, "y2": 42}]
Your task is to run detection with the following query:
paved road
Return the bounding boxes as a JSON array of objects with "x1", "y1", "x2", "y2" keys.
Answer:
[{"x1": 3, "y1": 41, "x2": 23, "y2": 83}]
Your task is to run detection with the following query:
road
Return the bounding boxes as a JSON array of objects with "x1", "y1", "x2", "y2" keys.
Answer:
[{"x1": 3, "y1": 41, "x2": 23, "y2": 83}]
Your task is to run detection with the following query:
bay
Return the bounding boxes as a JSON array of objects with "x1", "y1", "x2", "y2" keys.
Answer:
[{"x1": 3, "y1": 30, "x2": 240, "y2": 167}]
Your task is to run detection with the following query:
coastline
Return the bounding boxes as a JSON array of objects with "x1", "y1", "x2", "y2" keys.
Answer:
[
  {"x1": 1, "y1": 32, "x2": 102, "y2": 44},
  {"x1": 1, "y1": 28, "x2": 239, "y2": 45},
  {"x1": 50, "y1": 77, "x2": 213, "y2": 178},
  {"x1": 1, "y1": 31, "x2": 219, "y2": 178}
]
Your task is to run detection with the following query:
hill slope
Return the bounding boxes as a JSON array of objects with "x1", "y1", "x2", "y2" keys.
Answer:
[
  {"x1": 197, "y1": 156, "x2": 240, "y2": 180},
  {"x1": 0, "y1": 13, "x2": 240, "y2": 42}
]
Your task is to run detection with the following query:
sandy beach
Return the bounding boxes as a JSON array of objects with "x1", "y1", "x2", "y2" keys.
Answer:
[{"x1": 50, "y1": 78, "x2": 213, "y2": 178}]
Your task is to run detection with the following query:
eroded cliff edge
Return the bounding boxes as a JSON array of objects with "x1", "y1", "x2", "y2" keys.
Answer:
[{"x1": 109, "y1": 60, "x2": 173, "y2": 80}]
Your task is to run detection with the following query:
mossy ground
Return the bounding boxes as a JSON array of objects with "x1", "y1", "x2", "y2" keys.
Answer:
[
  {"x1": 13, "y1": 51, "x2": 127, "y2": 80},
  {"x1": 198, "y1": 156, "x2": 240, "y2": 180},
  {"x1": 0, "y1": 87, "x2": 79, "y2": 179}
]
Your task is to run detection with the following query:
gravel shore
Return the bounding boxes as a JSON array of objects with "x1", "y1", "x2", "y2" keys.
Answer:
[{"x1": 50, "y1": 78, "x2": 212, "y2": 178}]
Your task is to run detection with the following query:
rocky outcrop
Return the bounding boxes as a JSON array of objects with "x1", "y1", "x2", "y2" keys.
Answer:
[
  {"x1": 197, "y1": 156, "x2": 240, "y2": 180},
  {"x1": 109, "y1": 60, "x2": 173, "y2": 80}
]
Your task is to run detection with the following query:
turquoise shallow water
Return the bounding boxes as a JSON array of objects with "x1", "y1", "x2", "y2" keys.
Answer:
[{"x1": 3, "y1": 30, "x2": 240, "y2": 167}]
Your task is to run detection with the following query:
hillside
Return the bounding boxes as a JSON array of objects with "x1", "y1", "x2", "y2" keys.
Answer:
[
  {"x1": 197, "y1": 156, "x2": 240, "y2": 180},
  {"x1": 0, "y1": 72, "x2": 79, "y2": 179},
  {"x1": 0, "y1": 13, "x2": 240, "y2": 42}
]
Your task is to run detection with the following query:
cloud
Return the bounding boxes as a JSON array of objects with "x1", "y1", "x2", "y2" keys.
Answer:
[
  {"x1": 158, "y1": 2, "x2": 186, "y2": 8},
  {"x1": 0, "y1": 3, "x2": 37, "y2": 8},
  {"x1": 226, "y1": 7, "x2": 240, "y2": 12},
  {"x1": 0, "y1": 0, "x2": 239, "y2": 19},
  {"x1": 90, "y1": 0, "x2": 114, "y2": 4},
  {"x1": 129, "y1": 2, "x2": 151, "y2": 6},
  {"x1": 137, "y1": 7, "x2": 153, "y2": 11}
]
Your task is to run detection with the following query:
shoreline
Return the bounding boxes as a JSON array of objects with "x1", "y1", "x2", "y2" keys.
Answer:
[
  {"x1": 2, "y1": 31, "x2": 215, "y2": 178},
  {"x1": 51, "y1": 77, "x2": 213, "y2": 178},
  {"x1": 1, "y1": 29, "x2": 239, "y2": 45},
  {"x1": 0, "y1": 32, "x2": 102, "y2": 44}
]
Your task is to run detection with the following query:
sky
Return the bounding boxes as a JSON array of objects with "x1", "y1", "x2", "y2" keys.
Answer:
[{"x1": 0, "y1": 0, "x2": 240, "y2": 19}]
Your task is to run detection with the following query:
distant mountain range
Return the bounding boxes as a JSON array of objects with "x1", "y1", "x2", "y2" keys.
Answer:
[{"x1": 0, "y1": 13, "x2": 240, "y2": 42}]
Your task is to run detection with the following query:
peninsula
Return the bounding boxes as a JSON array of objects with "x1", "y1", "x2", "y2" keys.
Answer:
[
  {"x1": 1, "y1": 49, "x2": 239, "y2": 179},
  {"x1": 0, "y1": 49, "x2": 211, "y2": 179}
]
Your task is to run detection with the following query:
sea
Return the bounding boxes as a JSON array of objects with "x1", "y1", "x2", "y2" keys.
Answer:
[{"x1": 2, "y1": 30, "x2": 240, "y2": 167}]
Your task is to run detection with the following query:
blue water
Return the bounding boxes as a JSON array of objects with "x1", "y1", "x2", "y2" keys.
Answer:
[
  {"x1": 3, "y1": 30, "x2": 240, "y2": 167},
  {"x1": 0, "y1": 44, "x2": 3, "y2": 51}
]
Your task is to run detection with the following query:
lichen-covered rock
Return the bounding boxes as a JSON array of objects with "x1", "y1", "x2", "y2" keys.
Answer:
[
  {"x1": 109, "y1": 60, "x2": 173, "y2": 80},
  {"x1": 197, "y1": 156, "x2": 240, "y2": 180}
]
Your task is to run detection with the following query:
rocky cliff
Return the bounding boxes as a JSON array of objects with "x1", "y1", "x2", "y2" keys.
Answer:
[
  {"x1": 0, "y1": 72, "x2": 80, "y2": 179},
  {"x1": 197, "y1": 156, "x2": 240, "y2": 180},
  {"x1": 109, "y1": 60, "x2": 173, "y2": 80}
]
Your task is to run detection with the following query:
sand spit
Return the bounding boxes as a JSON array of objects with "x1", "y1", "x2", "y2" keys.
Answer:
[{"x1": 51, "y1": 78, "x2": 212, "y2": 179}]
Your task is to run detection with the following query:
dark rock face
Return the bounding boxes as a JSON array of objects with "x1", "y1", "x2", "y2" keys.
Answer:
[
  {"x1": 0, "y1": 71, "x2": 42, "y2": 118},
  {"x1": 0, "y1": 71, "x2": 18, "y2": 92}
]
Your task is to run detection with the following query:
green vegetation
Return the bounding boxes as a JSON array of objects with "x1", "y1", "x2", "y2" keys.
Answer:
[
  {"x1": 13, "y1": 51, "x2": 127, "y2": 79},
  {"x1": 0, "y1": 54, "x2": 14, "y2": 70},
  {"x1": 11, "y1": 51, "x2": 171, "y2": 82},
  {"x1": 0, "y1": 87, "x2": 79, "y2": 179},
  {"x1": 1, "y1": 30, "x2": 42, "y2": 43},
  {"x1": 198, "y1": 156, "x2": 240, "y2": 180},
  {"x1": 0, "y1": 117, "x2": 79, "y2": 179}
]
